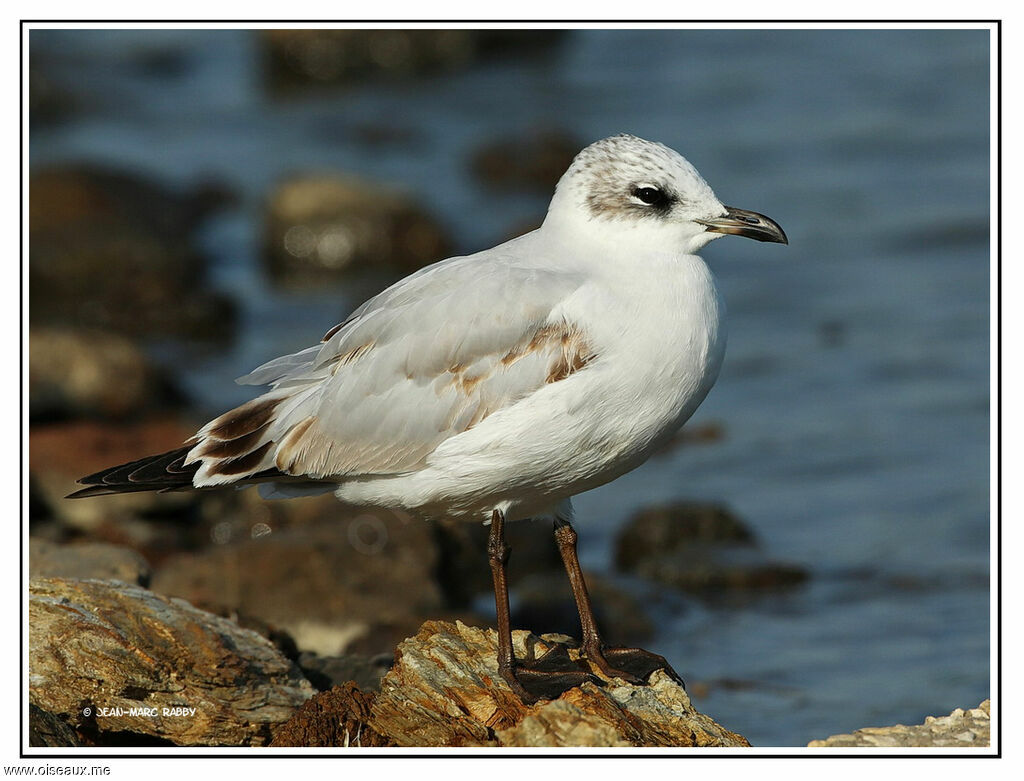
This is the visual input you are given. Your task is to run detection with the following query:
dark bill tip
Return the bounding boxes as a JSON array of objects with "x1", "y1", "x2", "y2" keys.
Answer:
[{"x1": 697, "y1": 206, "x2": 788, "y2": 245}]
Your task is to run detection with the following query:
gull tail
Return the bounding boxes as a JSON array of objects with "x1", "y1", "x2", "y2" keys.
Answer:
[{"x1": 66, "y1": 447, "x2": 200, "y2": 498}]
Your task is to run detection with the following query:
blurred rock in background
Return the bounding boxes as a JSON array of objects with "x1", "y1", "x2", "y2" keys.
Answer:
[
  {"x1": 260, "y1": 29, "x2": 567, "y2": 92},
  {"x1": 469, "y1": 128, "x2": 581, "y2": 193},
  {"x1": 264, "y1": 172, "x2": 452, "y2": 284},
  {"x1": 29, "y1": 326, "x2": 185, "y2": 423},
  {"x1": 615, "y1": 502, "x2": 809, "y2": 599},
  {"x1": 29, "y1": 165, "x2": 236, "y2": 340}
]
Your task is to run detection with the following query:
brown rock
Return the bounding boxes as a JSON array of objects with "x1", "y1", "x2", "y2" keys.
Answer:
[
  {"x1": 151, "y1": 512, "x2": 446, "y2": 657},
  {"x1": 29, "y1": 419, "x2": 200, "y2": 537},
  {"x1": 616, "y1": 502, "x2": 755, "y2": 569},
  {"x1": 432, "y1": 517, "x2": 564, "y2": 607},
  {"x1": 29, "y1": 578, "x2": 314, "y2": 746},
  {"x1": 29, "y1": 705, "x2": 86, "y2": 748},
  {"x1": 296, "y1": 651, "x2": 392, "y2": 693},
  {"x1": 261, "y1": 29, "x2": 567, "y2": 91},
  {"x1": 510, "y1": 571, "x2": 655, "y2": 649},
  {"x1": 29, "y1": 538, "x2": 151, "y2": 586},
  {"x1": 367, "y1": 620, "x2": 749, "y2": 747},
  {"x1": 271, "y1": 683, "x2": 390, "y2": 747},
  {"x1": 615, "y1": 502, "x2": 808, "y2": 597},
  {"x1": 263, "y1": 172, "x2": 452, "y2": 283},
  {"x1": 29, "y1": 327, "x2": 183, "y2": 422},
  {"x1": 631, "y1": 548, "x2": 809, "y2": 597},
  {"x1": 650, "y1": 420, "x2": 726, "y2": 458},
  {"x1": 470, "y1": 129, "x2": 582, "y2": 192},
  {"x1": 29, "y1": 165, "x2": 235, "y2": 340}
]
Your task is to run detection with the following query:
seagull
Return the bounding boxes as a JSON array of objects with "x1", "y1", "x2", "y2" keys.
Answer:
[{"x1": 69, "y1": 134, "x2": 787, "y2": 703}]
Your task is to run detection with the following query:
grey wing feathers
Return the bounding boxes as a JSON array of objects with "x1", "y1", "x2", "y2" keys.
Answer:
[{"x1": 186, "y1": 250, "x2": 592, "y2": 487}]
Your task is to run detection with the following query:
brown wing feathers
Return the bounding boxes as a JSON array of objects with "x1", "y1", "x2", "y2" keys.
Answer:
[{"x1": 66, "y1": 396, "x2": 288, "y2": 499}]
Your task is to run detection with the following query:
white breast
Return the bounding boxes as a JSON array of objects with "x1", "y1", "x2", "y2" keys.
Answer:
[{"x1": 559, "y1": 250, "x2": 726, "y2": 470}]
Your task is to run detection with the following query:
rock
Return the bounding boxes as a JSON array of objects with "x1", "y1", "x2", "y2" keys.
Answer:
[
  {"x1": 29, "y1": 165, "x2": 235, "y2": 340},
  {"x1": 29, "y1": 578, "x2": 314, "y2": 746},
  {"x1": 615, "y1": 502, "x2": 809, "y2": 597},
  {"x1": 29, "y1": 538, "x2": 152, "y2": 586},
  {"x1": 470, "y1": 128, "x2": 582, "y2": 192},
  {"x1": 616, "y1": 502, "x2": 755, "y2": 566},
  {"x1": 361, "y1": 621, "x2": 748, "y2": 747},
  {"x1": 29, "y1": 419, "x2": 201, "y2": 538},
  {"x1": 650, "y1": 420, "x2": 726, "y2": 458},
  {"x1": 151, "y1": 512, "x2": 447, "y2": 657},
  {"x1": 263, "y1": 172, "x2": 452, "y2": 283},
  {"x1": 808, "y1": 700, "x2": 991, "y2": 748},
  {"x1": 510, "y1": 572, "x2": 654, "y2": 649},
  {"x1": 628, "y1": 548, "x2": 809, "y2": 596},
  {"x1": 261, "y1": 29, "x2": 567, "y2": 91},
  {"x1": 431, "y1": 517, "x2": 565, "y2": 607},
  {"x1": 209, "y1": 608, "x2": 301, "y2": 663},
  {"x1": 29, "y1": 705, "x2": 86, "y2": 748},
  {"x1": 296, "y1": 651, "x2": 392, "y2": 693},
  {"x1": 271, "y1": 683, "x2": 390, "y2": 747},
  {"x1": 29, "y1": 327, "x2": 183, "y2": 423}
]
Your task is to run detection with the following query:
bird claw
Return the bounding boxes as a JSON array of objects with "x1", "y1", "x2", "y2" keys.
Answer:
[
  {"x1": 499, "y1": 644, "x2": 602, "y2": 703},
  {"x1": 584, "y1": 645, "x2": 686, "y2": 689},
  {"x1": 499, "y1": 643, "x2": 684, "y2": 703}
]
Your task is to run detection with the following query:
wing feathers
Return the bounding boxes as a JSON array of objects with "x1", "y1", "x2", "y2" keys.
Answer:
[{"x1": 73, "y1": 248, "x2": 599, "y2": 494}]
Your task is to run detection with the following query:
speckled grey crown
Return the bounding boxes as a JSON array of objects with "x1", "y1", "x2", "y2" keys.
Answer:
[{"x1": 551, "y1": 133, "x2": 718, "y2": 221}]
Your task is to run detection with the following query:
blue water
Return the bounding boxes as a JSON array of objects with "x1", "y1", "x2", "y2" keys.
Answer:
[{"x1": 29, "y1": 27, "x2": 992, "y2": 746}]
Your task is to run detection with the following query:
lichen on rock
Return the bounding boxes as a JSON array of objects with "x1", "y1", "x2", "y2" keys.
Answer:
[
  {"x1": 29, "y1": 578, "x2": 314, "y2": 746},
  {"x1": 363, "y1": 620, "x2": 749, "y2": 747}
]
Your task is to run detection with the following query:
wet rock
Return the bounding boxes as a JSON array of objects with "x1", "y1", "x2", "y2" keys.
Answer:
[
  {"x1": 261, "y1": 29, "x2": 567, "y2": 91},
  {"x1": 296, "y1": 652, "x2": 392, "y2": 693},
  {"x1": 29, "y1": 327, "x2": 184, "y2": 423},
  {"x1": 432, "y1": 517, "x2": 564, "y2": 607},
  {"x1": 29, "y1": 705, "x2": 86, "y2": 748},
  {"x1": 626, "y1": 547, "x2": 808, "y2": 596},
  {"x1": 29, "y1": 419, "x2": 201, "y2": 537},
  {"x1": 29, "y1": 165, "x2": 235, "y2": 340},
  {"x1": 151, "y1": 512, "x2": 446, "y2": 658},
  {"x1": 650, "y1": 420, "x2": 726, "y2": 458},
  {"x1": 365, "y1": 620, "x2": 749, "y2": 747},
  {"x1": 29, "y1": 538, "x2": 152, "y2": 586},
  {"x1": 264, "y1": 172, "x2": 452, "y2": 283},
  {"x1": 29, "y1": 578, "x2": 314, "y2": 746},
  {"x1": 510, "y1": 572, "x2": 654, "y2": 649},
  {"x1": 470, "y1": 128, "x2": 582, "y2": 192},
  {"x1": 614, "y1": 502, "x2": 809, "y2": 597},
  {"x1": 808, "y1": 700, "x2": 991, "y2": 748},
  {"x1": 616, "y1": 502, "x2": 755, "y2": 566},
  {"x1": 271, "y1": 683, "x2": 390, "y2": 747}
]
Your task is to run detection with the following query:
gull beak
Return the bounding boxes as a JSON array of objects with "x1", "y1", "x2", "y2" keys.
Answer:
[{"x1": 697, "y1": 206, "x2": 788, "y2": 245}]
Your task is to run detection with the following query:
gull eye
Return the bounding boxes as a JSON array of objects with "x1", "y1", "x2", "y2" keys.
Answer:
[{"x1": 632, "y1": 186, "x2": 667, "y2": 207}]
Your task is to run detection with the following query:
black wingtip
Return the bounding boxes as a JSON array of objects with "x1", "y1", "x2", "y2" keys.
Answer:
[
  {"x1": 66, "y1": 446, "x2": 199, "y2": 498},
  {"x1": 66, "y1": 485, "x2": 117, "y2": 499}
]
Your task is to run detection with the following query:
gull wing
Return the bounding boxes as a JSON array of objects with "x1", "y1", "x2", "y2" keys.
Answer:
[{"x1": 186, "y1": 245, "x2": 594, "y2": 487}]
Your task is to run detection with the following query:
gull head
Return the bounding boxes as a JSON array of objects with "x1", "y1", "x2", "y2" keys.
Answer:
[{"x1": 544, "y1": 134, "x2": 787, "y2": 255}]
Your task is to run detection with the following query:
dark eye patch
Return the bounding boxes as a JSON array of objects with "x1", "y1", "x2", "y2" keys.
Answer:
[{"x1": 631, "y1": 185, "x2": 673, "y2": 213}]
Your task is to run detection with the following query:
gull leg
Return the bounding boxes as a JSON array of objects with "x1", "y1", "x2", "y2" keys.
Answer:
[
  {"x1": 554, "y1": 517, "x2": 685, "y2": 688},
  {"x1": 488, "y1": 508, "x2": 533, "y2": 701},
  {"x1": 488, "y1": 509, "x2": 598, "y2": 703}
]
